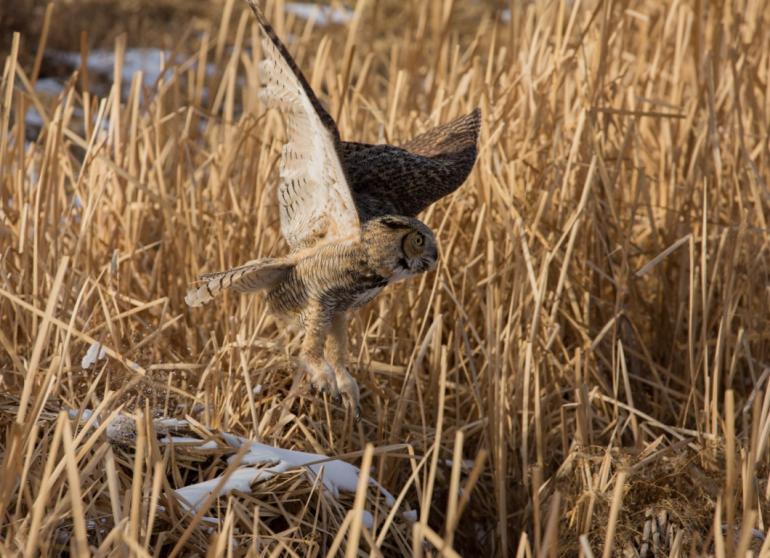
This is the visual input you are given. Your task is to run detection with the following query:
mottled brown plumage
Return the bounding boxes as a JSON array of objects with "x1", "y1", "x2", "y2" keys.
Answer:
[
  {"x1": 343, "y1": 109, "x2": 481, "y2": 219},
  {"x1": 186, "y1": 0, "x2": 479, "y2": 418},
  {"x1": 186, "y1": 216, "x2": 438, "y2": 415}
]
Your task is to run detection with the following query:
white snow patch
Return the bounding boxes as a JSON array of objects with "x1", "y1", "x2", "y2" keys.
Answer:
[
  {"x1": 284, "y1": 2, "x2": 354, "y2": 25},
  {"x1": 154, "y1": 418, "x2": 189, "y2": 429},
  {"x1": 24, "y1": 107, "x2": 45, "y2": 129},
  {"x1": 252, "y1": 384, "x2": 263, "y2": 395},
  {"x1": 66, "y1": 409, "x2": 416, "y2": 524},
  {"x1": 48, "y1": 48, "x2": 173, "y2": 87},
  {"x1": 228, "y1": 436, "x2": 397, "y2": 505},
  {"x1": 24, "y1": 103, "x2": 110, "y2": 138},
  {"x1": 68, "y1": 408, "x2": 95, "y2": 421},
  {"x1": 159, "y1": 436, "x2": 201, "y2": 444},
  {"x1": 81, "y1": 342, "x2": 107, "y2": 369},
  {"x1": 160, "y1": 436, "x2": 218, "y2": 450},
  {"x1": 175, "y1": 468, "x2": 268, "y2": 511},
  {"x1": 174, "y1": 433, "x2": 416, "y2": 524},
  {"x1": 35, "y1": 77, "x2": 65, "y2": 96}
]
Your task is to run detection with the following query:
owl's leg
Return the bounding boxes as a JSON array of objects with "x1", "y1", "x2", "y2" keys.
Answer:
[
  {"x1": 300, "y1": 303, "x2": 339, "y2": 398},
  {"x1": 326, "y1": 312, "x2": 361, "y2": 419}
]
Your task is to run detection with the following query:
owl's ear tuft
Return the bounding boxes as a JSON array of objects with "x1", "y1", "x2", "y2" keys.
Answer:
[{"x1": 378, "y1": 217, "x2": 411, "y2": 230}]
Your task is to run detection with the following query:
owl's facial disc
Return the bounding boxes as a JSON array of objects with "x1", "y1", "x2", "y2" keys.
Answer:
[
  {"x1": 400, "y1": 230, "x2": 438, "y2": 274},
  {"x1": 363, "y1": 216, "x2": 438, "y2": 279}
]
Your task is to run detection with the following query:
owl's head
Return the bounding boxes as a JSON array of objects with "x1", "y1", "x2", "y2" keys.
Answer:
[{"x1": 362, "y1": 216, "x2": 438, "y2": 280}]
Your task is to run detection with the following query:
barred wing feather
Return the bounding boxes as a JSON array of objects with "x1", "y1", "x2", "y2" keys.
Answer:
[{"x1": 246, "y1": 0, "x2": 360, "y2": 251}]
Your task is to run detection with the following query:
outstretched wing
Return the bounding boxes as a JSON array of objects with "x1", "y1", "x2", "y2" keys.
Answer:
[
  {"x1": 185, "y1": 259, "x2": 293, "y2": 307},
  {"x1": 341, "y1": 109, "x2": 481, "y2": 220},
  {"x1": 245, "y1": 0, "x2": 359, "y2": 251}
]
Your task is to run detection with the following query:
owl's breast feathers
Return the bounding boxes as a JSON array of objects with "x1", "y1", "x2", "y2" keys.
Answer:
[{"x1": 265, "y1": 243, "x2": 388, "y2": 318}]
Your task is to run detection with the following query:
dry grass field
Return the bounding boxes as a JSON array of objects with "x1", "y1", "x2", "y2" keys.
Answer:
[{"x1": 2, "y1": 0, "x2": 770, "y2": 555}]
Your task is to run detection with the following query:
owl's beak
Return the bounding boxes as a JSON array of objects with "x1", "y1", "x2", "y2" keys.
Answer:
[{"x1": 425, "y1": 247, "x2": 439, "y2": 270}]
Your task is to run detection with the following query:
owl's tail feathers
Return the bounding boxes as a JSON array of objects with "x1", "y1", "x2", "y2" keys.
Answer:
[{"x1": 185, "y1": 258, "x2": 294, "y2": 307}]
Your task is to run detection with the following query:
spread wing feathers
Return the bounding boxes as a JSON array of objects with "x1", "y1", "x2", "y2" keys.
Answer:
[
  {"x1": 400, "y1": 108, "x2": 481, "y2": 157},
  {"x1": 245, "y1": 0, "x2": 360, "y2": 251},
  {"x1": 341, "y1": 109, "x2": 481, "y2": 219},
  {"x1": 185, "y1": 259, "x2": 293, "y2": 307}
]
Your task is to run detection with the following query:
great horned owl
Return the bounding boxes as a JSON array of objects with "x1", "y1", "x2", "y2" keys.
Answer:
[{"x1": 186, "y1": 0, "x2": 480, "y2": 418}]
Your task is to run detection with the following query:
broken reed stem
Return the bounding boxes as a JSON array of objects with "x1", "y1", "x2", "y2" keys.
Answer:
[
  {"x1": 601, "y1": 470, "x2": 628, "y2": 558},
  {"x1": 345, "y1": 443, "x2": 375, "y2": 558},
  {"x1": 537, "y1": 492, "x2": 560, "y2": 558},
  {"x1": 724, "y1": 390, "x2": 736, "y2": 551}
]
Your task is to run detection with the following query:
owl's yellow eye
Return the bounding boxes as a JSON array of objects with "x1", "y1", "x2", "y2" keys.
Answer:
[{"x1": 403, "y1": 231, "x2": 425, "y2": 258}]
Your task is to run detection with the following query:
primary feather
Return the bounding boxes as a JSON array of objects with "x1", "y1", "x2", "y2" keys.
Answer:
[{"x1": 245, "y1": 0, "x2": 360, "y2": 252}]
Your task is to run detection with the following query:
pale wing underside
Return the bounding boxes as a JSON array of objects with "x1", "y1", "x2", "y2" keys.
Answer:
[
  {"x1": 251, "y1": 2, "x2": 360, "y2": 251},
  {"x1": 185, "y1": 259, "x2": 293, "y2": 307}
]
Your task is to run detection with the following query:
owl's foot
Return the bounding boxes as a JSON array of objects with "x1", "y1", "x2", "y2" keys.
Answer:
[
  {"x1": 334, "y1": 367, "x2": 361, "y2": 421},
  {"x1": 302, "y1": 359, "x2": 340, "y2": 398}
]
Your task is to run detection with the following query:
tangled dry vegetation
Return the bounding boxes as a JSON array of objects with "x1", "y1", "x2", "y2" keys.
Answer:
[{"x1": 1, "y1": 0, "x2": 770, "y2": 555}]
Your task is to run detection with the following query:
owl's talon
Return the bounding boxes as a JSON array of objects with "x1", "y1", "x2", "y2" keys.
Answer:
[
  {"x1": 354, "y1": 405, "x2": 361, "y2": 422},
  {"x1": 333, "y1": 367, "x2": 361, "y2": 418},
  {"x1": 302, "y1": 359, "x2": 338, "y2": 399}
]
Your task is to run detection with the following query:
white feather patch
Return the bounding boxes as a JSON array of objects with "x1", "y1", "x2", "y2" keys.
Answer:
[{"x1": 257, "y1": 36, "x2": 360, "y2": 251}]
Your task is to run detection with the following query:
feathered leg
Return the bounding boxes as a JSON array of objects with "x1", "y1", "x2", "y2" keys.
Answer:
[
  {"x1": 299, "y1": 302, "x2": 339, "y2": 399},
  {"x1": 326, "y1": 312, "x2": 360, "y2": 419}
]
